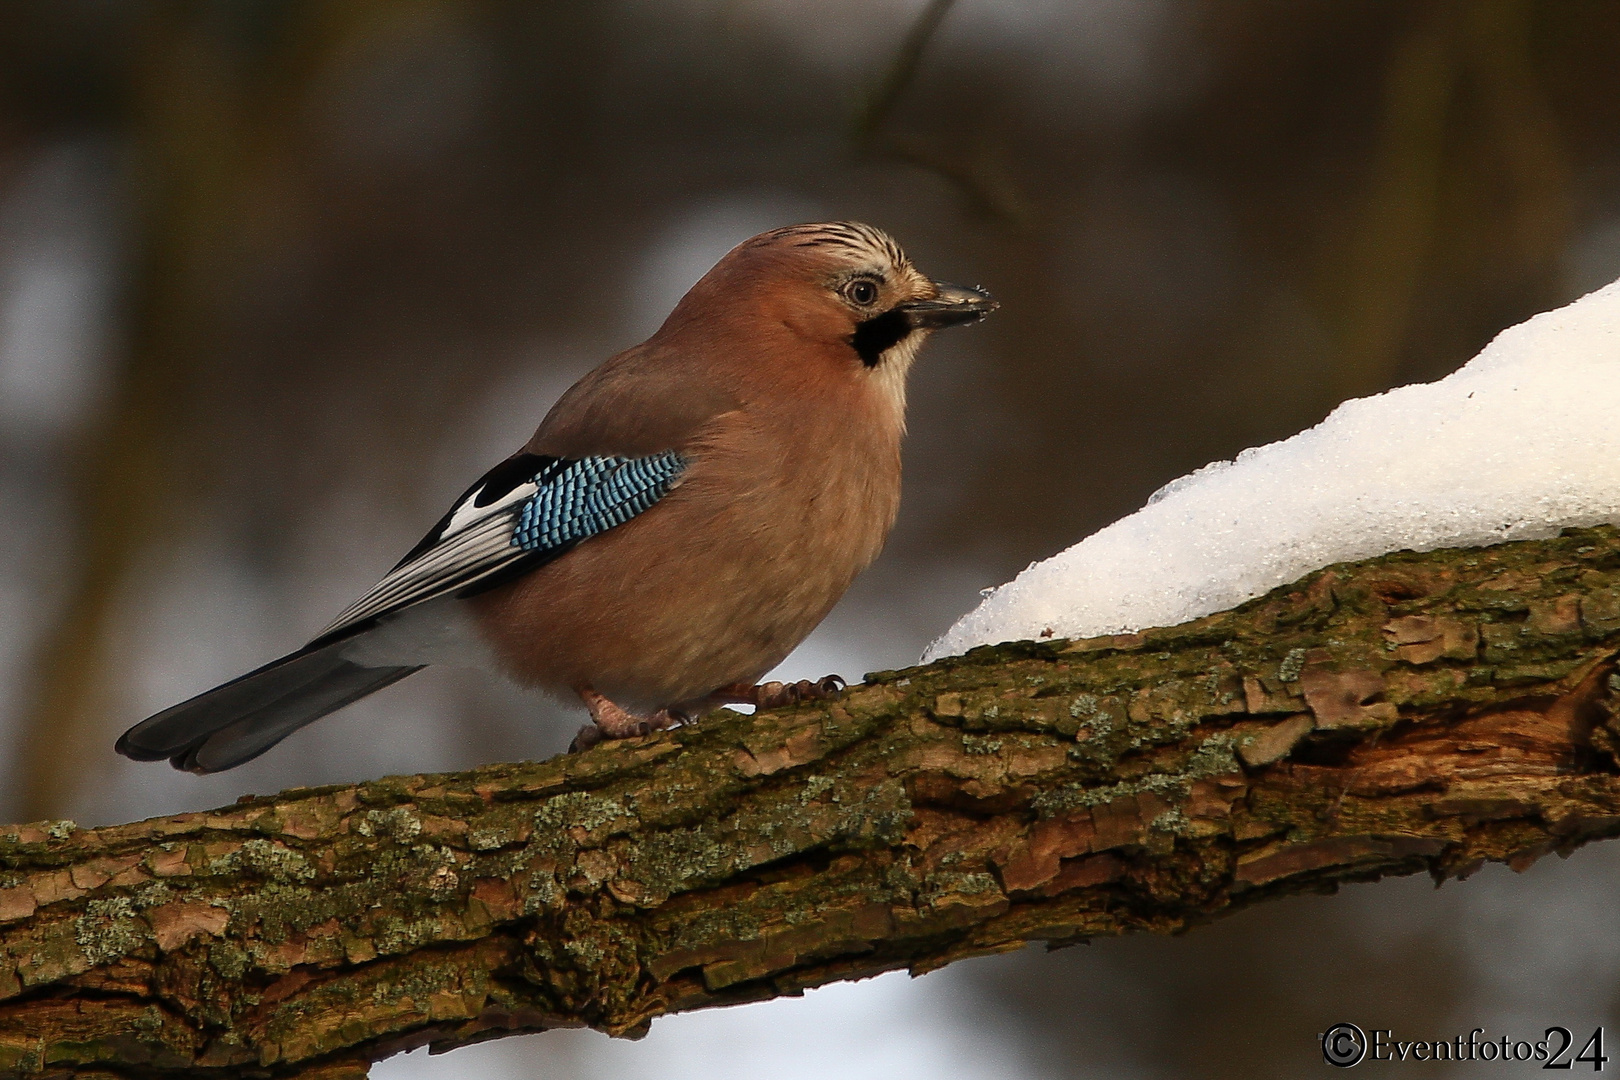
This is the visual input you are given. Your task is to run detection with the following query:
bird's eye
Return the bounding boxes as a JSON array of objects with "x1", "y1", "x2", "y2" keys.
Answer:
[{"x1": 843, "y1": 278, "x2": 879, "y2": 306}]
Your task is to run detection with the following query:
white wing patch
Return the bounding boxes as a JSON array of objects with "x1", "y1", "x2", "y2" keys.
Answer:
[
  {"x1": 437, "y1": 476, "x2": 538, "y2": 536},
  {"x1": 316, "y1": 490, "x2": 534, "y2": 640}
]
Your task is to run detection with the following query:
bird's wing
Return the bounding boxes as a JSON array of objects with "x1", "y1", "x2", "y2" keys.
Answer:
[
  {"x1": 311, "y1": 450, "x2": 687, "y2": 645},
  {"x1": 525, "y1": 339, "x2": 742, "y2": 458}
]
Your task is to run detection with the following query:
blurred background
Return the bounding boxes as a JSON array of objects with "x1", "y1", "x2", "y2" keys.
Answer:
[{"x1": 3, "y1": 1, "x2": 1619, "y2": 1076}]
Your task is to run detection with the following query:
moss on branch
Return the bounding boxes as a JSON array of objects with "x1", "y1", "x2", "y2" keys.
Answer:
[{"x1": 8, "y1": 527, "x2": 1620, "y2": 1077}]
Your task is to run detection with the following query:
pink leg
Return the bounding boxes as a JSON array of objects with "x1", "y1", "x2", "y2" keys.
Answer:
[
  {"x1": 570, "y1": 687, "x2": 678, "y2": 753},
  {"x1": 708, "y1": 675, "x2": 846, "y2": 711}
]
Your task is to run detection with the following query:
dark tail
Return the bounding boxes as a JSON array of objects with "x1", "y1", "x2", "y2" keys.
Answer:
[{"x1": 115, "y1": 641, "x2": 421, "y2": 773}]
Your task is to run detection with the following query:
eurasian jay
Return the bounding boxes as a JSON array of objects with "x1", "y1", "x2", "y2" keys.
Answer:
[{"x1": 117, "y1": 221, "x2": 996, "y2": 772}]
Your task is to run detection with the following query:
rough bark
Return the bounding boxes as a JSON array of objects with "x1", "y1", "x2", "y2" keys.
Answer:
[{"x1": 7, "y1": 527, "x2": 1620, "y2": 1077}]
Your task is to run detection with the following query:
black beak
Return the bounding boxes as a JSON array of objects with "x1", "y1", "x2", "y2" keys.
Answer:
[{"x1": 899, "y1": 282, "x2": 998, "y2": 329}]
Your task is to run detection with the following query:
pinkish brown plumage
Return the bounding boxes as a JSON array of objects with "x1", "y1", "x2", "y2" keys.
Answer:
[{"x1": 117, "y1": 222, "x2": 994, "y2": 771}]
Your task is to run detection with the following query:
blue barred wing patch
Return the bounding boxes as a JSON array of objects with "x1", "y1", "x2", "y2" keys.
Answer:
[
  {"x1": 314, "y1": 450, "x2": 687, "y2": 643},
  {"x1": 514, "y1": 452, "x2": 687, "y2": 553}
]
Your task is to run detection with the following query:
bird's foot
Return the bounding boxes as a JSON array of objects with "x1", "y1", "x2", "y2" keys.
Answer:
[
  {"x1": 570, "y1": 687, "x2": 678, "y2": 753},
  {"x1": 712, "y1": 675, "x2": 846, "y2": 711}
]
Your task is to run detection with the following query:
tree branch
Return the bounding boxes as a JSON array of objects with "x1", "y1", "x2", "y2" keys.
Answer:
[{"x1": 7, "y1": 527, "x2": 1620, "y2": 1077}]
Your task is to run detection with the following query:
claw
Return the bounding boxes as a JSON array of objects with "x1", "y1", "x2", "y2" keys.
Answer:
[
  {"x1": 568, "y1": 724, "x2": 604, "y2": 754},
  {"x1": 711, "y1": 675, "x2": 847, "y2": 711},
  {"x1": 571, "y1": 676, "x2": 848, "y2": 753},
  {"x1": 572, "y1": 687, "x2": 676, "y2": 753}
]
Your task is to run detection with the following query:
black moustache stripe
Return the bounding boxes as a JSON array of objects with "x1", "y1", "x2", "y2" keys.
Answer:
[{"x1": 850, "y1": 309, "x2": 912, "y2": 367}]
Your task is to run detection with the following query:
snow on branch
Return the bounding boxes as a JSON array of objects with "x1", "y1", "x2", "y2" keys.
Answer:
[{"x1": 932, "y1": 278, "x2": 1620, "y2": 658}]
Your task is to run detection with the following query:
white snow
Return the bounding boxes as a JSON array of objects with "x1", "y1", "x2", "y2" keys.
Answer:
[{"x1": 926, "y1": 278, "x2": 1620, "y2": 661}]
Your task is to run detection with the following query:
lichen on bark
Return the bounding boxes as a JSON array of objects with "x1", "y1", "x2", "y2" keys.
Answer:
[{"x1": 6, "y1": 526, "x2": 1620, "y2": 1078}]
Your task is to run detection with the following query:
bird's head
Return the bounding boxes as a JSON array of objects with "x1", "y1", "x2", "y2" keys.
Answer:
[{"x1": 657, "y1": 221, "x2": 996, "y2": 400}]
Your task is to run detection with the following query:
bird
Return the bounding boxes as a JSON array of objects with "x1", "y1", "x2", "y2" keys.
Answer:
[{"x1": 116, "y1": 221, "x2": 996, "y2": 773}]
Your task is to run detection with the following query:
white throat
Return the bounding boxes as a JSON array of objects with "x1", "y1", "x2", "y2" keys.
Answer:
[{"x1": 867, "y1": 330, "x2": 926, "y2": 431}]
